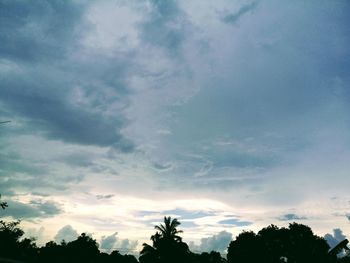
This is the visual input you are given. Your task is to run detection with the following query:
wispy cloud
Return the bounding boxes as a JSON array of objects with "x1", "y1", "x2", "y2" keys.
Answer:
[
  {"x1": 278, "y1": 213, "x2": 307, "y2": 221},
  {"x1": 222, "y1": 2, "x2": 258, "y2": 25}
]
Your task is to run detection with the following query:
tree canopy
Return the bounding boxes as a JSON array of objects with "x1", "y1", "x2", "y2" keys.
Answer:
[{"x1": 227, "y1": 223, "x2": 332, "y2": 263}]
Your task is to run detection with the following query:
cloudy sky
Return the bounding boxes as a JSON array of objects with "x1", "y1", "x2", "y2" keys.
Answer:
[{"x1": 1, "y1": 0, "x2": 350, "y2": 254}]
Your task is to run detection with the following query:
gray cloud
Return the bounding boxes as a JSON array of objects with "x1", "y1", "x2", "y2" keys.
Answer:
[
  {"x1": 139, "y1": 0, "x2": 188, "y2": 56},
  {"x1": 0, "y1": 172, "x2": 83, "y2": 196},
  {"x1": 61, "y1": 153, "x2": 95, "y2": 168},
  {"x1": 0, "y1": 151, "x2": 48, "y2": 178},
  {"x1": 1, "y1": 74, "x2": 132, "y2": 149},
  {"x1": 278, "y1": 213, "x2": 307, "y2": 221},
  {"x1": 96, "y1": 194, "x2": 114, "y2": 200},
  {"x1": 2, "y1": 199, "x2": 61, "y2": 219},
  {"x1": 0, "y1": 0, "x2": 86, "y2": 63},
  {"x1": 152, "y1": 162, "x2": 173, "y2": 172},
  {"x1": 0, "y1": 0, "x2": 134, "y2": 151},
  {"x1": 54, "y1": 225, "x2": 79, "y2": 243},
  {"x1": 324, "y1": 228, "x2": 347, "y2": 248},
  {"x1": 149, "y1": 0, "x2": 350, "y2": 198}
]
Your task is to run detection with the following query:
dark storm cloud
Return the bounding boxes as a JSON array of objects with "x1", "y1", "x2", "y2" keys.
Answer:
[
  {"x1": 2, "y1": 199, "x2": 61, "y2": 219},
  {"x1": 0, "y1": 0, "x2": 134, "y2": 151},
  {"x1": 278, "y1": 213, "x2": 307, "y2": 221},
  {"x1": 1, "y1": 70, "x2": 133, "y2": 149}
]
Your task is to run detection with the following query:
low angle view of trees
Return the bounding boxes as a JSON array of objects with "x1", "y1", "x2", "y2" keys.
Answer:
[{"x1": 0, "y1": 206, "x2": 349, "y2": 263}]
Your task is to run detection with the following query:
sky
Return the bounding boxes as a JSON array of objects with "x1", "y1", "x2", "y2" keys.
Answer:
[{"x1": 1, "y1": 0, "x2": 350, "y2": 255}]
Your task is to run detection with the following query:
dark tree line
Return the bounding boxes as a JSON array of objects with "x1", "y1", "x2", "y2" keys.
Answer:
[
  {"x1": 0, "y1": 220, "x2": 138, "y2": 263},
  {"x1": 0, "y1": 216, "x2": 349, "y2": 263}
]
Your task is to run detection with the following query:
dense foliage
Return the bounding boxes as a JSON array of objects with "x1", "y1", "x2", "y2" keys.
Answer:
[{"x1": 227, "y1": 223, "x2": 332, "y2": 263}]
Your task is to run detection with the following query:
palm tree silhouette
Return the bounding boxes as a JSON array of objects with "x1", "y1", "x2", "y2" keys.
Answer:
[
  {"x1": 154, "y1": 216, "x2": 183, "y2": 242},
  {"x1": 140, "y1": 217, "x2": 190, "y2": 263}
]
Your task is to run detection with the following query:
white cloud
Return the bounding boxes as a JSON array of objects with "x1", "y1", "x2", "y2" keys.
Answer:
[
  {"x1": 325, "y1": 228, "x2": 348, "y2": 249},
  {"x1": 54, "y1": 225, "x2": 79, "y2": 243},
  {"x1": 100, "y1": 232, "x2": 138, "y2": 254},
  {"x1": 190, "y1": 231, "x2": 232, "y2": 254}
]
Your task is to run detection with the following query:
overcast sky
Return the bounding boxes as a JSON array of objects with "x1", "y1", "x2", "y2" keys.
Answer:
[{"x1": 1, "y1": 0, "x2": 350, "y2": 254}]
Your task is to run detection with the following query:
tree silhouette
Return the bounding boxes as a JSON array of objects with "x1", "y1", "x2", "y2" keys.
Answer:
[
  {"x1": 192, "y1": 251, "x2": 227, "y2": 263},
  {"x1": 65, "y1": 233, "x2": 100, "y2": 263},
  {"x1": 0, "y1": 194, "x2": 8, "y2": 209},
  {"x1": 227, "y1": 231, "x2": 263, "y2": 263},
  {"x1": 38, "y1": 241, "x2": 64, "y2": 263},
  {"x1": 227, "y1": 223, "x2": 331, "y2": 263},
  {"x1": 140, "y1": 216, "x2": 190, "y2": 263},
  {"x1": 0, "y1": 220, "x2": 38, "y2": 262},
  {"x1": 154, "y1": 216, "x2": 183, "y2": 242}
]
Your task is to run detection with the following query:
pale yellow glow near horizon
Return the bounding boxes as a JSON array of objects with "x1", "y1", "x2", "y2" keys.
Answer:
[{"x1": 10, "y1": 192, "x2": 350, "y2": 252}]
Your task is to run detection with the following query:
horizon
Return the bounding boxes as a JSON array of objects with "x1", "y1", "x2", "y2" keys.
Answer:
[{"x1": 0, "y1": 0, "x2": 349, "y2": 255}]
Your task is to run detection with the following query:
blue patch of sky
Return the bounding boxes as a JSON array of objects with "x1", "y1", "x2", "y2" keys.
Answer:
[
  {"x1": 218, "y1": 218, "x2": 252, "y2": 227},
  {"x1": 162, "y1": 208, "x2": 216, "y2": 219}
]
